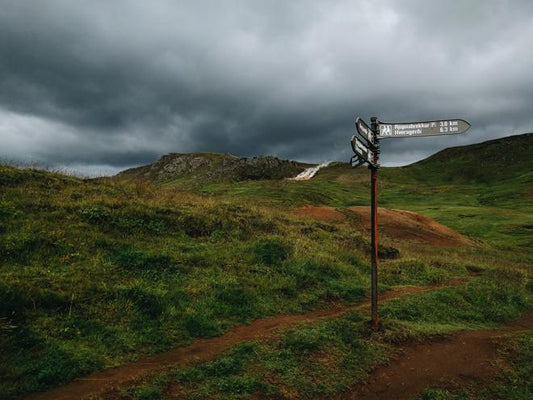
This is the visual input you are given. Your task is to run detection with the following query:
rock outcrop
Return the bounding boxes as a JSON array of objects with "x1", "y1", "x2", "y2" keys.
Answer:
[{"x1": 116, "y1": 153, "x2": 312, "y2": 184}]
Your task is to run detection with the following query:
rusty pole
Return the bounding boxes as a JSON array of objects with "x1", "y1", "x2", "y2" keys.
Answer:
[{"x1": 370, "y1": 117, "x2": 379, "y2": 332}]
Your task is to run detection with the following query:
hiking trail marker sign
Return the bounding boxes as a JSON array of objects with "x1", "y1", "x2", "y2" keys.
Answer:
[
  {"x1": 379, "y1": 119, "x2": 471, "y2": 138},
  {"x1": 350, "y1": 116, "x2": 471, "y2": 331}
]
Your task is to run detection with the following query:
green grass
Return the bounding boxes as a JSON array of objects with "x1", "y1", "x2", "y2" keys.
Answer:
[
  {"x1": 181, "y1": 163, "x2": 533, "y2": 261},
  {"x1": 119, "y1": 311, "x2": 386, "y2": 400},
  {"x1": 380, "y1": 260, "x2": 450, "y2": 286},
  {"x1": 185, "y1": 134, "x2": 533, "y2": 251},
  {"x1": 1, "y1": 133, "x2": 532, "y2": 399},
  {"x1": 381, "y1": 268, "x2": 531, "y2": 328},
  {"x1": 0, "y1": 165, "x2": 377, "y2": 398},
  {"x1": 113, "y1": 266, "x2": 531, "y2": 399}
]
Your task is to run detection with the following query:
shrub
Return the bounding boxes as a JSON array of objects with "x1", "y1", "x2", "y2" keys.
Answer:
[
  {"x1": 213, "y1": 286, "x2": 258, "y2": 318},
  {"x1": 253, "y1": 237, "x2": 291, "y2": 265},
  {"x1": 81, "y1": 206, "x2": 171, "y2": 234},
  {"x1": 380, "y1": 260, "x2": 448, "y2": 286},
  {"x1": 0, "y1": 233, "x2": 52, "y2": 263},
  {"x1": 113, "y1": 207, "x2": 174, "y2": 234},
  {"x1": 0, "y1": 317, "x2": 16, "y2": 333},
  {"x1": 416, "y1": 389, "x2": 460, "y2": 400},
  {"x1": 128, "y1": 383, "x2": 164, "y2": 400},
  {"x1": 165, "y1": 288, "x2": 190, "y2": 306},
  {"x1": 215, "y1": 375, "x2": 266, "y2": 395},
  {"x1": 215, "y1": 286, "x2": 251, "y2": 306},
  {"x1": 283, "y1": 327, "x2": 326, "y2": 353},
  {"x1": 178, "y1": 213, "x2": 220, "y2": 237},
  {"x1": 484, "y1": 267, "x2": 528, "y2": 290},
  {"x1": 328, "y1": 318, "x2": 365, "y2": 347},
  {"x1": 378, "y1": 245, "x2": 400, "y2": 259},
  {"x1": 34, "y1": 290, "x2": 70, "y2": 311},
  {"x1": 114, "y1": 215, "x2": 166, "y2": 233},
  {"x1": 324, "y1": 281, "x2": 366, "y2": 303},
  {"x1": 0, "y1": 201, "x2": 18, "y2": 218},
  {"x1": 111, "y1": 248, "x2": 176, "y2": 276},
  {"x1": 0, "y1": 282, "x2": 27, "y2": 322},
  {"x1": 31, "y1": 346, "x2": 102, "y2": 388},
  {"x1": 117, "y1": 286, "x2": 164, "y2": 318},
  {"x1": 287, "y1": 260, "x2": 342, "y2": 289},
  {"x1": 183, "y1": 313, "x2": 222, "y2": 338},
  {"x1": 80, "y1": 206, "x2": 110, "y2": 223}
]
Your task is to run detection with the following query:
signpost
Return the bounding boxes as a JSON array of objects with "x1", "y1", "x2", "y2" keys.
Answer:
[{"x1": 350, "y1": 116, "x2": 470, "y2": 332}]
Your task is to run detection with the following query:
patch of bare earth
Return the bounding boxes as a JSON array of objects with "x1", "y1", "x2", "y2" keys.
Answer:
[
  {"x1": 292, "y1": 205, "x2": 347, "y2": 222},
  {"x1": 292, "y1": 205, "x2": 476, "y2": 247},
  {"x1": 336, "y1": 310, "x2": 533, "y2": 400},
  {"x1": 25, "y1": 281, "x2": 464, "y2": 400},
  {"x1": 347, "y1": 206, "x2": 477, "y2": 248}
]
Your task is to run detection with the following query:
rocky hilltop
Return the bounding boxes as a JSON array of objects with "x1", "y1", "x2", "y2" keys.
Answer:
[{"x1": 116, "y1": 152, "x2": 312, "y2": 184}]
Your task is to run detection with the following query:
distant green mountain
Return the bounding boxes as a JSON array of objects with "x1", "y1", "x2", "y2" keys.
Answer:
[
  {"x1": 116, "y1": 152, "x2": 312, "y2": 185},
  {"x1": 404, "y1": 133, "x2": 533, "y2": 184}
]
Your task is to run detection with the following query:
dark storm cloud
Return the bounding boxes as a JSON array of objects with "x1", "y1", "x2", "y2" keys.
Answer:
[{"x1": 1, "y1": 0, "x2": 532, "y2": 175}]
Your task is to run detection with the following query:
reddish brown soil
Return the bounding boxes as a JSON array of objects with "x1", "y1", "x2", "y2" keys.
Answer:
[
  {"x1": 292, "y1": 205, "x2": 347, "y2": 221},
  {"x1": 292, "y1": 205, "x2": 476, "y2": 248},
  {"x1": 347, "y1": 206, "x2": 477, "y2": 248},
  {"x1": 25, "y1": 282, "x2": 462, "y2": 400},
  {"x1": 338, "y1": 310, "x2": 533, "y2": 400}
]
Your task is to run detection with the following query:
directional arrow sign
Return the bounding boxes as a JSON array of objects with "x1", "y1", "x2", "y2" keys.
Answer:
[
  {"x1": 355, "y1": 117, "x2": 375, "y2": 147},
  {"x1": 378, "y1": 119, "x2": 470, "y2": 138},
  {"x1": 351, "y1": 135, "x2": 377, "y2": 167},
  {"x1": 350, "y1": 155, "x2": 365, "y2": 168}
]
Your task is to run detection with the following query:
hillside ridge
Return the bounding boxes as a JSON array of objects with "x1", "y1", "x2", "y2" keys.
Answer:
[
  {"x1": 405, "y1": 132, "x2": 533, "y2": 183},
  {"x1": 412, "y1": 132, "x2": 533, "y2": 166},
  {"x1": 117, "y1": 152, "x2": 312, "y2": 184},
  {"x1": 115, "y1": 133, "x2": 533, "y2": 186}
]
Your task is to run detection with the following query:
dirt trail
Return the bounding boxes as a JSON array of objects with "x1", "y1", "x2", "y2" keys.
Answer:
[
  {"x1": 25, "y1": 282, "x2": 462, "y2": 400},
  {"x1": 337, "y1": 310, "x2": 533, "y2": 400}
]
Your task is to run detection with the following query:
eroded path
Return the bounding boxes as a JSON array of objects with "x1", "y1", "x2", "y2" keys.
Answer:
[
  {"x1": 337, "y1": 310, "x2": 533, "y2": 400},
  {"x1": 25, "y1": 282, "x2": 461, "y2": 400}
]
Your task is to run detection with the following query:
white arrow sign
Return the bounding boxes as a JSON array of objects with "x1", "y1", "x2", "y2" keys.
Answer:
[
  {"x1": 350, "y1": 155, "x2": 365, "y2": 168},
  {"x1": 378, "y1": 119, "x2": 471, "y2": 138},
  {"x1": 355, "y1": 117, "x2": 375, "y2": 146},
  {"x1": 351, "y1": 135, "x2": 377, "y2": 167}
]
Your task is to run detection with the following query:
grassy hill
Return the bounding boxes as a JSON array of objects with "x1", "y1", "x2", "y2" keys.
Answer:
[
  {"x1": 0, "y1": 165, "x2": 377, "y2": 398},
  {"x1": 0, "y1": 133, "x2": 532, "y2": 399},
  {"x1": 182, "y1": 134, "x2": 533, "y2": 249},
  {"x1": 405, "y1": 132, "x2": 533, "y2": 184}
]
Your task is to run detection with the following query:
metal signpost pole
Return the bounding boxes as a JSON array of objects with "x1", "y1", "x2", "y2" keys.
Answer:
[
  {"x1": 370, "y1": 117, "x2": 379, "y2": 332},
  {"x1": 350, "y1": 115, "x2": 469, "y2": 333}
]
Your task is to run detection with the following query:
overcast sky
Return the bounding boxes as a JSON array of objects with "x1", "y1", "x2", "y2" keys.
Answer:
[{"x1": 1, "y1": 0, "x2": 532, "y2": 176}]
